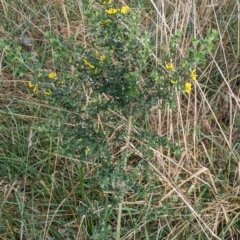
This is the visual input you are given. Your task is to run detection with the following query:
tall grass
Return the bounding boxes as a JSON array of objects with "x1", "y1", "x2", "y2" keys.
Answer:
[{"x1": 0, "y1": 0, "x2": 239, "y2": 239}]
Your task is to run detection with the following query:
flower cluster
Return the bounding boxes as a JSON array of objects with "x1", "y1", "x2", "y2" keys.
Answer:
[
  {"x1": 165, "y1": 62, "x2": 198, "y2": 94},
  {"x1": 190, "y1": 69, "x2": 197, "y2": 81},
  {"x1": 83, "y1": 59, "x2": 95, "y2": 69},
  {"x1": 28, "y1": 81, "x2": 37, "y2": 93},
  {"x1": 82, "y1": 51, "x2": 106, "y2": 74},
  {"x1": 184, "y1": 82, "x2": 191, "y2": 94},
  {"x1": 48, "y1": 72, "x2": 57, "y2": 79},
  {"x1": 185, "y1": 69, "x2": 197, "y2": 94},
  {"x1": 106, "y1": 6, "x2": 130, "y2": 15},
  {"x1": 165, "y1": 63, "x2": 177, "y2": 84},
  {"x1": 95, "y1": 50, "x2": 106, "y2": 61},
  {"x1": 44, "y1": 89, "x2": 52, "y2": 96},
  {"x1": 165, "y1": 63, "x2": 175, "y2": 72},
  {"x1": 27, "y1": 71, "x2": 57, "y2": 96}
]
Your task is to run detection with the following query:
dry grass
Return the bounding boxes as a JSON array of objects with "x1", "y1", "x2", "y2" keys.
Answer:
[{"x1": 0, "y1": 0, "x2": 239, "y2": 239}]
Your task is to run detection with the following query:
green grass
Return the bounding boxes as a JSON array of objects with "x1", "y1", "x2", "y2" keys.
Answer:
[{"x1": 0, "y1": 0, "x2": 240, "y2": 239}]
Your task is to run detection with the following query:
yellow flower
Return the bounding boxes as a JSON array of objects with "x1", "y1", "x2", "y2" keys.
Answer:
[
  {"x1": 95, "y1": 50, "x2": 105, "y2": 61},
  {"x1": 83, "y1": 59, "x2": 95, "y2": 69},
  {"x1": 28, "y1": 81, "x2": 37, "y2": 92},
  {"x1": 48, "y1": 72, "x2": 57, "y2": 79},
  {"x1": 44, "y1": 89, "x2": 52, "y2": 96},
  {"x1": 33, "y1": 86, "x2": 37, "y2": 93},
  {"x1": 185, "y1": 82, "x2": 192, "y2": 94},
  {"x1": 190, "y1": 69, "x2": 197, "y2": 81},
  {"x1": 28, "y1": 81, "x2": 34, "y2": 88},
  {"x1": 100, "y1": 55, "x2": 106, "y2": 61},
  {"x1": 165, "y1": 63, "x2": 175, "y2": 72},
  {"x1": 120, "y1": 6, "x2": 130, "y2": 14},
  {"x1": 106, "y1": 8, "x2": 118, "y2": 15},
  {"x1": 170, "y1": 80, "x2": 177, "y2": 84}
]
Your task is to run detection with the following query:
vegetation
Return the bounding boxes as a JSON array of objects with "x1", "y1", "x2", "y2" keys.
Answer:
[{"x1": 0, "y1": 0, "x2": 239, "y2": 239}]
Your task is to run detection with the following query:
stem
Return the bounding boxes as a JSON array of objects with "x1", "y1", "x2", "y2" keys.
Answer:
[
  {"x1": 116, "y1": 104, "x2": 133, "y2": 240},
  {"x1": 124, "y1": 104, "x2": 133, "y2": 172},
  {"x1": 116, "y1": 201, "x2": 123, "y2": 240}
]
